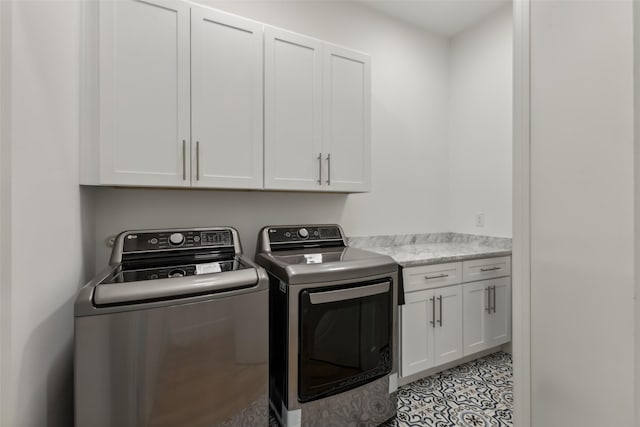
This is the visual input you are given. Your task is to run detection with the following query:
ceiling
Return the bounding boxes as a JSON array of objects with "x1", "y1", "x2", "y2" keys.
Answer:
[{"x1": 356, "y1": 0, "x2": 511, "y2": 37}]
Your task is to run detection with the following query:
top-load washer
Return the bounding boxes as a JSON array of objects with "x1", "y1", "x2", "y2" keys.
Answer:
[
  {"x1": 255, "y1": 224, "x2": 399, "y2": 427},
  {"x1": 75, "y1": 227, "x2": 269, "y2": 427}
]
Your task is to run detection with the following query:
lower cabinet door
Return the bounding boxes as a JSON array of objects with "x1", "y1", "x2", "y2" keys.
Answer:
[
  {"x1": 401, "y1": 290, "x2": 435, "y2": 377},
  {"x1": 486, "y1": 277, "x2": 511, "y2": 347},
  {"x1": 433, "y1": 285, "x2": 463, "y2": 366},
  {"x1": 463, "y1": 281, "x2": 490, "y2": 356}
]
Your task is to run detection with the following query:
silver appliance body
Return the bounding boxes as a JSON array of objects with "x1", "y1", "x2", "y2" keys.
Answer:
[
  {"x1": 256, "y1": 225, "x2": 399, "y2": 427},
  {"x1": 75, "y1": 227, "x2": 269, "y2": 427}
]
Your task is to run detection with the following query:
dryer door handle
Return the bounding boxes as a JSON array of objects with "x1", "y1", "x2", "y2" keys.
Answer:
[{"x1": 309, "y1": 282, "x2": 390, "y2": 305}]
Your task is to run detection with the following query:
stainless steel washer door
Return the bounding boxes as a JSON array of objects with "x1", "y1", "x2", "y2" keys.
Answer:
[{"x1": 75, "y1": 290, "x2": 268, "y2": 427}]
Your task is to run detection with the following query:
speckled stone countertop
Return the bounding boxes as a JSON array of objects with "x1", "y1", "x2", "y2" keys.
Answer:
[{"x1": 347, "y1": 232, "x2": 512, "y2": 268}]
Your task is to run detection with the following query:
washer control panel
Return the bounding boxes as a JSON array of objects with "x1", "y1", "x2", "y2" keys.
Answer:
[
  {"x1": 123, "y1": 229, "x2": 233, "y2": 253},
  {"x1": 268, "y1": 225, "x2": 342, "y2": 244}
]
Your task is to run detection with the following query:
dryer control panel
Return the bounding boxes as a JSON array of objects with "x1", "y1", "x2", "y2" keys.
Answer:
[{"x1": 267, "y1": 225, "x2": 343, "y2": 244}]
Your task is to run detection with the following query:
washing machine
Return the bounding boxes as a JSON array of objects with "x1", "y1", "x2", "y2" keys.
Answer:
[{"x1": 75, "y1": 227, "x2": 269, "y2": 426}]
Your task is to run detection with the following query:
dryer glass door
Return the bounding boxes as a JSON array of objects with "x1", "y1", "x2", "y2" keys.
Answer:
[{"x1": 297, "y1": 279, "x2": 392, "y2": 402}]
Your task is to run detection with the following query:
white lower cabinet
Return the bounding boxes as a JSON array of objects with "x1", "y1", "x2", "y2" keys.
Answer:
[
  {"x1": 400, "y1": 257, "x2": 511, "y2": 380},
  {"x1": 462, "y1": 277, "x2": 511, "y2": 356},
  {"x1": 401, "y1": 285, "x2": 462, "y2": 377}
]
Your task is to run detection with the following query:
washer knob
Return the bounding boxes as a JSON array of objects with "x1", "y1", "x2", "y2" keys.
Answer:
[
  {"x1": 169, "y1": 232, "x2": 185, "y2": 246},
  {"x1": 298, "y1": 228, "x2": 309, "y2": 239}
]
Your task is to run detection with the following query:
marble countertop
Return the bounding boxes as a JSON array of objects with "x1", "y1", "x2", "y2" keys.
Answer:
[{"x1": 348, "y1": 232, "x2": 512, "y2": 268}]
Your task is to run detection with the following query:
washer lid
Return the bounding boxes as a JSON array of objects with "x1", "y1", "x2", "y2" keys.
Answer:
[
  {"x1": 255, "y1": 247, "x2": 397, "y2": 285},
  {"x1": 93, "y1": 266, "x2": 260, "y2": 306}
]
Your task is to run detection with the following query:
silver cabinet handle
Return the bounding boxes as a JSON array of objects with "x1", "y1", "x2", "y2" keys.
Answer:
[
  {"x1": 182, "y1": 140, "x2": 186, "y2": 180},
  {"x1": 196, "y1": 141, "x2": 200, "y2": 181},
  {"x1": 492, "y1": 285, "x2": 496, "y2": 313},
  {"x1": 326, "y1": 153, "x2": 331, "y2": 185},
  {"x1": 430, "y1": 297, "x2": 435, "y2": 328},
  {"x1": 486, "y1": 287, "x2": 491, "y2": 313},
  {"x1": 425, "y1": 273, "x2": 448, "y2": 280},
  {"x1": 437, "y1": 295, "x2": 442, "y2": 326},
  {"x1": 317, "y1": 153, "x2": 322, "y2": 185},
  {"x1": 480, "y1": 266, "x2": 501, "y2": 272}
]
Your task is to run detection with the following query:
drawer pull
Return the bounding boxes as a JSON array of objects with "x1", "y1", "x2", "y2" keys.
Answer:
[
  {"x1": 480, "y1": 266, "x2": 501, "y2": 272},
  {"x1": 437, "y1": 295, "x2": 442, "y2": 326},
  {"x1": 425, "y1": 273, "x2": 449, "y2": 280}
]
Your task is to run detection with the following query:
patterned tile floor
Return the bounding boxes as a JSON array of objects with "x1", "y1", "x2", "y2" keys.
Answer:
[
  {"x1": 382, "y1": 351, "x2": 513, "y2": 427},
  {"x1": 270, "y1": 351, "x2": 512, "y2": 427}
]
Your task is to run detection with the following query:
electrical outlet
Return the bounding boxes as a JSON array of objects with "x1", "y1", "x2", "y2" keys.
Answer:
[{"x1": 475, "y1": 212, "x2": 485, "y2": 228}]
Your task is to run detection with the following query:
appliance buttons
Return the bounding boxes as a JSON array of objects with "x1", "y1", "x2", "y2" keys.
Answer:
[
  {"x1": 169, "y1": 233, "x2": 185, "y2": 246},
  {"x1": 193, "y1": 235, "x2": 201, "y2": 242},
  {"x1": 298, "y1": 228, "x2": 309, "y2": 239},
  {"x1": 149, "y1": 238, "x2": 158, "y2": 245}
]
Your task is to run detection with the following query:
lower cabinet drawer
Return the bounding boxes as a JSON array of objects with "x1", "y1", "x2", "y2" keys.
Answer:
[
  {"x1": 462, "y1": 256, "x2": 511, "y2": 282},
  {"x1": 403, "y1": 262, "x2": 462, "y2": 292}
]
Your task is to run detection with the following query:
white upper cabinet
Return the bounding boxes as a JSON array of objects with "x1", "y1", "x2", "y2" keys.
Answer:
[
  {"x1": 98, "y1": 0, "x2": 190, "y2": 187},
  {"x1": 323, "y1": 44, "x2": 371, "y2": 192},
  {"x1": 191, "y1": 6, "x2": 263, "y2": 189},
  {"x1": 264, "y1": 27, "x2": 323, "y2": 191},
  {"x1": 82, "y1": 1, "x2": 370, "y2": 192},
  {"x1": 264, "y1": 28, "x2": 372, "y2": 192}
]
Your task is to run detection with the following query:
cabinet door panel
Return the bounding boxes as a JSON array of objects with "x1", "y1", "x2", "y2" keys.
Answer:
[
  {"x1": 264, "y1": 28, "x2": 323, "y2": 190},
  {"x1": 401, "y1": 290, "x2": 434, "y2": 377},
  {"x1": 463, "y1": 281, "x2": 490, "y2": 356},
  {"x1": 100, "y1": 0, "x2": 190, "y2": 186},
  {"x1": 323, "y1": 45, "x2": 371, "y2": 192},
  {"x1": 434, "y1": 285, "x2": 463, "y2": 366},
  {"x1": 487, "y1": 278, "x2": 512, "y2": 346},
  {"x1": 191, "y1": 6, "x2": 263, "y2": 188}
]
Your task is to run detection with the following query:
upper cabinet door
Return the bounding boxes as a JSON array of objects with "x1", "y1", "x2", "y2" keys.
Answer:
[
  {"x1": 264, "y1": 27, "x2": 323, "y2": 191},
  {"x1": 322, "y1": 44, "x2": 371, "y2": 192},
  {"x1": 99, "y1": 0, "x2": 190, "y2": 186},
  {"x1": 191, "y1": 6, "x2": 264, "y2": 189}
]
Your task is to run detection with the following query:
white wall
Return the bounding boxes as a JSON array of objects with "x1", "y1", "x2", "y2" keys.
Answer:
[
  {"x1": 448, "y1": 5, "x2": 512, "y2": 237},
  {"x1": 0, "y1": 1, "x2": 96, "y2": 425},
  {"x1": 0, "y1": 1, "x2": 7, "y2": 424},
  {"x1": 93, "y1": 0, "x2": 452, "y2": 266},
  {"x1": 530, "y1": 1, "x2": 634, "y2": 426},
  {"x1": 635, "y1": 1, "x2": 640, "y2": 423}
]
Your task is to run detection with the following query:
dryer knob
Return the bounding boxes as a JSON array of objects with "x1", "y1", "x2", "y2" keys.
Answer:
[
  {"x1": 169, "y1": 233, "x2": 185, "y2": 246},
  {"x1": 298, "y1": 228, "x2": 309, "y2": 239}
]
